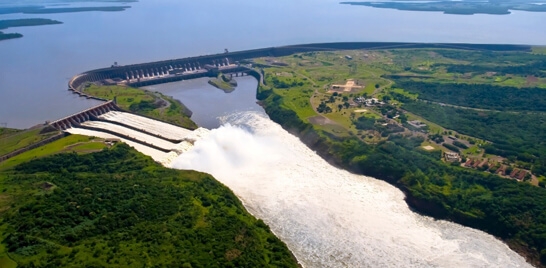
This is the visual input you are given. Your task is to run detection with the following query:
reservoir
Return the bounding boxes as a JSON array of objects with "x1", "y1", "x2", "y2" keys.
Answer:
[
  {"x1": 1, "y1": 0, "x2": 545, "y2": 128},
  {"x1": 152, "y1": 78, "x2": 533, "y2": 267}
]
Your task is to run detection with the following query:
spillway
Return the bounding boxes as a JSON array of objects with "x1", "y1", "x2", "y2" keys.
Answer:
[
  {"x1": 171, "y1": 111, "x2": 532, "y2": 268},
  {"x1": 65, "y1": 111, "x2": 207, "y2": 166},
  {"x1": 65, "y1": 127, "x2": 176, "y2": 165},
  {"x1": 81, "y1": 121, "x2": 177, "y2": 151},
  {"x1": 98, "y1": 111, "x2": 192, "y2": 140}
]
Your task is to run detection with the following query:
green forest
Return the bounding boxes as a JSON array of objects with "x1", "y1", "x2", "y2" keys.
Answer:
[
  {"x1": 391, "y1": 79, "x2": 546, "y2": 111},
  {"x1": 0, "y1": 144, "x2": 298, "y2": 268},
  {"x1": 392, "y1": 93, "x2": 546, "y2": 177}
]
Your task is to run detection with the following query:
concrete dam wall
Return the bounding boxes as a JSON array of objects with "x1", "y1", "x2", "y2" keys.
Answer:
[{"x1": 68, "y1": 42, "x2": 531, "y2": 92}]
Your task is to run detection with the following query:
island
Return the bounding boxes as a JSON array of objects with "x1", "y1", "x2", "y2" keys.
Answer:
[
  {"x1": 0, "y1": 2, "x2": 134, "y2": 42},
  {"x1": 208, "y1": 73, "x2": 238, "y2": 93},
  {"x1": 341, "y1": 0, "x2": 546, "y2": 15},
  {"x1": 0, "y1": 19, "x2": 62, "y2": 41}
]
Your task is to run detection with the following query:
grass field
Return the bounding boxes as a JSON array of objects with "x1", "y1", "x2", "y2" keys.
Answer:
[
  {"x1": 0, "y1": 128, "x2": 20, "y2": 139},
  {"x1": 83, "y1": 85, "x2": 197, "y2": 129},
  {"x1": 532, "y1": 46, "x2": 546, "y2": 55},
  {"x1": 0, "y1": 135, "x2": 106, "y2": 171},
  {"x1": 0, "y1": 127, "x2": 60, "y2": 156},
  {"x1": 83, "y1": 84, "x2": 153, "y2": 108}
]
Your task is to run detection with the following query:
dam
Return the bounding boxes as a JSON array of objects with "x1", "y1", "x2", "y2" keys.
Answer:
[{"x1": 45, "y1": 100, "x2": 207, "y2": 166}]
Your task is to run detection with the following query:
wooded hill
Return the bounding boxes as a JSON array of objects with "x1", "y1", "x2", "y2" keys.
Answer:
[{"x1": 0, "y1": 144, "x2": 298, "y2": 268}]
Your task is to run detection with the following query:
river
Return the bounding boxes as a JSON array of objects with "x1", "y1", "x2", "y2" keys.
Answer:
[
  {"x1": 0, "y1": 0, "x2": 545, "y2": 128},
  {"x1": 144, "y1": 77, "x2": 531, "y2": 267}
]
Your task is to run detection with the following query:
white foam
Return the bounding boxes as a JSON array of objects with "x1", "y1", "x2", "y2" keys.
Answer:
[
  {"x1": 65, "y1": 127, "x2": 173, "y2": 164},
  {"x1": 99, "y1": 111, "x2": 193, "y2": 141},
  {"x1": 81, "y1": 121, "x2": 178, "y2": 151},
  {"x1": 172, "y1": 111, "x2": 532, "y2": 268}
]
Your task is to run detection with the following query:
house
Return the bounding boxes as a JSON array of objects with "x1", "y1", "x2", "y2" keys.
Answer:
[
  {"x1": 509, "y1": 169, "x2": 519, "y2": 178},
  {"x1": 408, "y1": 120, "x2": 427, "y2": 128},
  {"x1": 516, "y1": 170, "x2": 527, "y2": 181},
  {"x1": 445, "y1": 152, "x2": 460, "y2": 162},
  {"x1": 477, "y1": 159, "x2": 488, "y2": 168},
  {"x1": 496, "y1": 165, "x2": 506, "y2": 176}
]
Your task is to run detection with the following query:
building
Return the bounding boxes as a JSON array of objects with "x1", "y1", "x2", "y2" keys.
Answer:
[
  {"x1": 408, "y1": 120, "x2": 426, "y2": 128},
  {"x1": 444, "y1": 152, "x2": 460, "y2": 162}
]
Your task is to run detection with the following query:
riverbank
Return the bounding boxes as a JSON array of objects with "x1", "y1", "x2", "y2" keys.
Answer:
[{"x1": 257, "y1": 86, "x2": 546, "y2": 267}]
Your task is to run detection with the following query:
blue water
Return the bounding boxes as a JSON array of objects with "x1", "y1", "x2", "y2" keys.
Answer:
[{"x1": 0, "y1": 0, "x2": 545, "y2": 128}]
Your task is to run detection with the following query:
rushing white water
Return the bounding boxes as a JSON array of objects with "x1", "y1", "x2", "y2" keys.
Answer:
[
  {"x1": 99, "y1": 111, "x2": 193, "y2": 141},
  {"x1": 172, "y1": 111, "x2": 532, "y2": 268}
]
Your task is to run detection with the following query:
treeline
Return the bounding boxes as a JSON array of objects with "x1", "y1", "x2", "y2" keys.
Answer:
[
  {"x1": 2, "y1": 144, "x2": 298, "y2": 267},
  {"x1": 434, "y1": 50, "x2": 545, "y2": 66},
  {"x1": 259, "y1": 88, "x2": 546, "y2": 267},
  {"x1": 392, "y1": 79, "x2": 546, "y2": 111},
  {"x1": 0, "y1": 19, "x2": 62, "y2": 30},
  {"x1": 395, "y1": 96, "x2": 546, "y2": 176},
  {"x1": 0, "y1": 31, "x2": 22, "y2": 41},
  {"x1": 438, "y1": 61, "x2": 546, "y2": 78},
  {"x1": 430, "y1": 49, "x2": 546, "y2": 77}
]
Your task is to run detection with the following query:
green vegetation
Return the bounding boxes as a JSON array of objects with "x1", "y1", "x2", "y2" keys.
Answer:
[
  {"x1": 442, "y1": 143, "x2": 460, "y2": 153},
  {"x1": 341, "y1": 1, "x2": 546, "y2": 15},
  {"x1": 208, "y1": 74, "x2": 238, "y2": 93},
  {"x1": 0, "y1": 142, "x2": 298, "y2": 267},
  {"x1": 255, "y1": 47, "x2": 546, "y2": 267},
  {"x1": 83, "y1": 84, "x2": 197, "y2": 130},
  {"x1": 0, "y1": 126, "x2": 60, "y2": 156},
  {"x1": 0, "y1": 19, "x2": 62, "y2": 30},
  {"x1": 0, "y1": 19, "x2": 62, "y2": 41},
  {"x1": 398, "y1": 101, "x2": 546, "y2": 177},
  {"x1": 0, "y1": 135, "x2": 106, "y2": 171},
  {"x1": 452, "y1": 141, "x2": 468, "y2": 149},
  {"x1": 0, "y1": 32, "x2": 22, "y2": 41},
  {"x1": 0, "y1": 6, "x2": 132, "y2": 15},
  {"x1": 392, "y1": 79, "x2": 546, "y2": 111},
  {"x1": 0, "y1": 128, "x2": 21, "y2": 139}
]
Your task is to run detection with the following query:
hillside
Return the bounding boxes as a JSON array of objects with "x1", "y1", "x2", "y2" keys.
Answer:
[{"x1": 0, "y1": 141, "x2": 298, "y2": 267}]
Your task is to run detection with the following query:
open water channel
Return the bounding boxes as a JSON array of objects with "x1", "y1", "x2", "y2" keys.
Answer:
[{"x1": 146, "y1": 77, "x2": 533, "y2": 267}]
